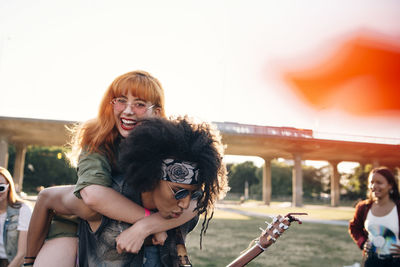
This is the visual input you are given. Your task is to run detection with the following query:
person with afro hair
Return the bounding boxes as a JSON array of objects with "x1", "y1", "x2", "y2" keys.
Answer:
[
  {"x1": 26, "y1": 71, "x2": 213, "y2": 267},
  {"x1": 77, "y1": 116, "x2": 229, "y2": 266}
]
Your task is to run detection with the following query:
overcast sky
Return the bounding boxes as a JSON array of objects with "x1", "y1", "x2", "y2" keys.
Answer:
[{"x1": 1, "y1": 0, "x2": 400, "y2": 169}]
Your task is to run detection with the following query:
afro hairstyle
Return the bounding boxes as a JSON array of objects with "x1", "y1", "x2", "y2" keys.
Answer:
[{"x1": 118, "y1": 116, "x2": 228, "y2": 216}]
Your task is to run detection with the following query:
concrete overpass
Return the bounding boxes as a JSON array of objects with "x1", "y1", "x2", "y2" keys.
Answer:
[
  {"x1": 0, "y1": 117, "x2": 75, "y2": 192},
  {"x1": 1, "y1": 116, "x2": 399, "y2": 206},
  {"x1": 217, "y1": 122, "x2": 400, "y2": 206}
]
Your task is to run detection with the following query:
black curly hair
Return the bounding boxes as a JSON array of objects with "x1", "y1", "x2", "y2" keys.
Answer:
[{"x1": 119, "y1": 116, "x2": 228, "y2": 247}]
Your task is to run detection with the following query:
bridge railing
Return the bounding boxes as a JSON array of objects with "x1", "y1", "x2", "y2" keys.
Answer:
[
  {"x1": 214, "y1": 122, "x2": 400, "y2": 145},
  {"x1": 313, "y1": 131, "x2": 400, "y2": 145},
  {"x1": 214, "y1": 122, "x2": 313, "y2": 139}
]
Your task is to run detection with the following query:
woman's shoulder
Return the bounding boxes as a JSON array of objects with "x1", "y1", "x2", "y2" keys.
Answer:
[
  {"x1": 13, "y1": 201, "x2": 33, "y2": 212},
  {"x1": 354, "y1": 199, "x2": 372, "y2": 209},
  {"x1": 80, "y1": 147, "x2": 107, "y2": 158},
  {"x1": 20, "y1": 201, "x2": 33, "y2": 209},
  {"x1": 7, "y1": 201, "x2": 32, "y2": 215},
  {"x1": 79, "y1": 149, "x2": 110, "y2": 167},
  {"x1": 19, "y1": 201, "x2": 33, "y2": 216}
]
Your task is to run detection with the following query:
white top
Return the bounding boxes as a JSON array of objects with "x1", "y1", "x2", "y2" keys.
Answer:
[
  {"x1": 365, "y1": 205, "x2": 399, "y2": 255},
  {"x1": 0, "y1": 202, "x2": 33, "y2": 258}
]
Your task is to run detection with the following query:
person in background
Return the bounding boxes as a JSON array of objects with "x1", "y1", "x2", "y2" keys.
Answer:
[
  {"x1": 0, "y1": 167, "x2": 32, "y2": 267},
  {"x1": 349, "y1": 167, "x2": 400, "y2": 267}
]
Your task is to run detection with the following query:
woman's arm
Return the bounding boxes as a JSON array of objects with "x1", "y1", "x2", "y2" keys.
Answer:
[
  {"x1": 7, "y1": 230, "x2": 27, "y2": 267},
  {"x1": 76, "y1": 153, "x2": 155, "y2": 225},
  {"x1": 80, "y1": 185, "x2": 198, "y2": 228},
  {"x1": 116, "y1": 200, "x2": 198, "y2": 254},
  {"x1": 79, "y1": 185, "x2": 148, "y2": 223},
  {"x1": 26, "y1": 186, "x2": 98, "y2": 261},
  {"x1": 348, "y1": 201, "x2": 368, "y2": 250}
]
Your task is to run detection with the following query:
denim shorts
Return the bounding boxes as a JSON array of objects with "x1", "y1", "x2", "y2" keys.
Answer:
[{"x1": 143, "y1": 246, "x2": 162, "y2": 267}]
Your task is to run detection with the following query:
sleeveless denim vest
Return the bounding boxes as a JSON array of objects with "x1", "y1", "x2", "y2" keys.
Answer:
[
  {"x1": 3, "y1": 205, "x2": 20, "y2": 262},
  {"x1": 78, "y1": 173, "x2": 145, "y2": 266},
  {"x1": 78, "y1": 172, "x2": 199, "y2": 267}
]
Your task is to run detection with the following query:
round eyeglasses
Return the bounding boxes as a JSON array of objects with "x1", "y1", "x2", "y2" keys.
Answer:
[
  {"x1": 111, "y1": 97, "x2": 155, "y2": 114},
  {"x1": 0, "y1": 184, "x2": 9, "y2": 193},
  {"x1": 166, "y1": 182, "x2": 203, "y2": 201}
]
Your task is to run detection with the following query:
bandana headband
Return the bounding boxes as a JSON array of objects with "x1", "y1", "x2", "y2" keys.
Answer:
[{"x1": 161, "y1": 158, "x2": 199, "y2": 185}]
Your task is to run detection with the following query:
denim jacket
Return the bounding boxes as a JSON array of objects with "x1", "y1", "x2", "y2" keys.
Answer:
[
  {"x1": 78, "y1": 171, "x2": 199, "y2": 267},
  {"x1": 3, "y1": 205, "x2": 20, "y2": 262}
]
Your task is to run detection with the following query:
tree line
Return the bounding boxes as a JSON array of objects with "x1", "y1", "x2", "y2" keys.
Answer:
[
  {"x1": 7, "y1": 145, "x2": 77, "y2": 193},
  {"x1": 227, "y1": 160, "x2": 373, "y2": 202}
]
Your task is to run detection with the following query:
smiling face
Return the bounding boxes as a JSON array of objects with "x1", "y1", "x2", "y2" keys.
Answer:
[
  {"x1": 369, "y1": 172, "x2": 392, "y2": 200},
  {"x1": 148, "y1": 181, "x2": 200, "y2": 219},
  {"x1": 113, "y1": 94, "x2": 161, "y2": 138}
]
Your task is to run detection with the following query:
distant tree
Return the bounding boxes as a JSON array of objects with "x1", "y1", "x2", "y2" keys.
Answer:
[
  {"x1": 6, "y1": 145, "x2": 16, "y2": 174},
  {"x1": 271, "y1": 161, "x2": 292, "y2": 197},
  {"x1": 247, "y1": 160, "x2": 293, "y2": 199},
  {"x1": 227, "y1": 161, "x2": 259, "y2": 193},
  {"x1": 226, "y1": 163, "x2": 233, "y2": 176},
  {"x1": 319, "y1": 165, "x2": 332, "y2": 193},
  {"x1": 226, "y1": 160, "x2": 332, "y2": 201},
  {"x1": 302, "y1": 166, "x2": 324, "y2": 198},
  {"x1": 7, "y1": 146, "x2": 77, "y2": 193},
  {"x1": 342, "y1": 164, "x2": 371, "y2": 200},
  {"x1": 250, "y1": 167, "x2": 263, "y2": 197},
  {"x1": 268, "y1": 161, "x2": 325, "y2": 199}
]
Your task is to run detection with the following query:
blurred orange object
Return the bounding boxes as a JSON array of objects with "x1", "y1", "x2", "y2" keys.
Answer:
[{"x1": 284, "y1": 31, "x2": 400, "y2": 116}]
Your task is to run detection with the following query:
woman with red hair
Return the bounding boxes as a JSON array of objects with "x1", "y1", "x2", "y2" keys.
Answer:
[{"x1": 26, "y1": 71, "x2": 200, "y2": 266}]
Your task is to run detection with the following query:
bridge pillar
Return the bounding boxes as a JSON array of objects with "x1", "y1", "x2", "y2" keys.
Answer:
[
  {"x1": 13, "y1": 144, "x2": 26, "y2": 192},
  {"x1": 329, "y1": 161, "x2": 340, "y2": 207},
  {"x1": 262, "y1": 158, "x2": 272, "y2": 205},
  {"x1": 292, "y1": 154, "x2": 303, "y2": 207},
  {"x1": 0, "y1": 138, "x2": 9, "y2": 168}
]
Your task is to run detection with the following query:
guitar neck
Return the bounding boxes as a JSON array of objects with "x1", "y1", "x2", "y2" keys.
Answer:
[
  {"x1": 225, "y1": 213, "x2": 307, "y2": 267},
  {"x1": 226, "y1": 243, "x2": 266, "y2": 267}
]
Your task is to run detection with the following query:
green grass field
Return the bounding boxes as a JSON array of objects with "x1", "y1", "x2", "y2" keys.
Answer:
[
  {"x1": 185, "y1": 204, "x2": 362, "y2": 267},
  {"x1": 220, "y1": 200, "x2": 356, "y2": 221}
]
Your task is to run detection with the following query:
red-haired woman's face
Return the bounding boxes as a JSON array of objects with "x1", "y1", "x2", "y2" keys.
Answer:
[
  {"x1": 0, "y1": 174, "x2": 9, "y2": 203},
  {"x1": 112, "y1": 93, "x2": 161, "y2": 138},
  {"x1": 369, "y1": 172, "x2": 392, "y2": 200}
]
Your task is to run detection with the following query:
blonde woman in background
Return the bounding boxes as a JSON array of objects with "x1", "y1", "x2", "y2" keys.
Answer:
[{"x1": 0, "y1": 167, "x2": 32, "y2": 267}]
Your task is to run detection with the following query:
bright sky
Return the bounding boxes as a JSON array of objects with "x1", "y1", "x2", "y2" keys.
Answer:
[{"x1": 1, "y1": 0, "x2": 399, "y2": 170}]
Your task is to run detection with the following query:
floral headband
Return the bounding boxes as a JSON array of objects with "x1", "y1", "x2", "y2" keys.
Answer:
[{"x1": 161, "y1": 158, "x2": 199, "y2": 185}]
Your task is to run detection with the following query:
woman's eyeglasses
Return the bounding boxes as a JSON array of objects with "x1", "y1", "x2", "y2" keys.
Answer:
[
  {"x1": 166, "y1": 182, "x2": 202, "y2": 200},
  {"x1": 111, "y1": 97, "x2": 154, "y2": 114},
  {"x1": 0, "y1": 184, "x2": 9, "y2": 193}
]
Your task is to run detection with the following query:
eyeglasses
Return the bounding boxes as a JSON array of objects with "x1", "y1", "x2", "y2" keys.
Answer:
[
  {"x1": 111, "y1": 97, "x2": 155, "y2": 114},
  {"x1": 0, "y1": 184, "x2": 9, "y2": 193},
  {"x1": 166, "y1": 182, "x2": 203, "y2": 201}
]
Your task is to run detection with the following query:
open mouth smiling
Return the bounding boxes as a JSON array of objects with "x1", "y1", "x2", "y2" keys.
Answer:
[{"x1": 120, "y1": 118, "x2": 137, "y2": 130}]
